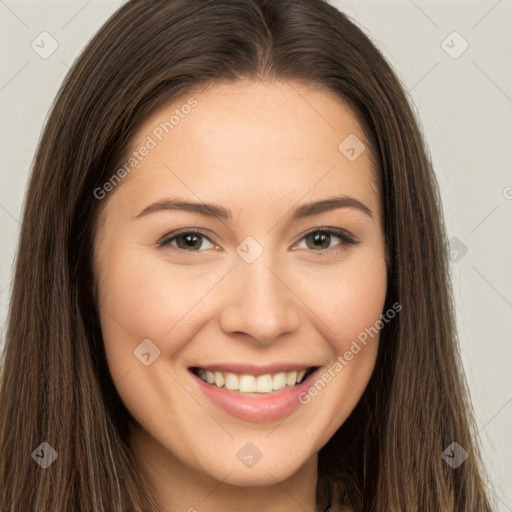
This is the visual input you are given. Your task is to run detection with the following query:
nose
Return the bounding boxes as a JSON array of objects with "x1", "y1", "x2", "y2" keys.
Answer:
[{"x1": 219, "y1": 254, "x2": 301, "y2": 345}]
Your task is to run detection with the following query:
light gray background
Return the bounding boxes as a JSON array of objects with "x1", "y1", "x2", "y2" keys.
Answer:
[{"x1": 0, "y1": 0, "x2": 511, "y2": 509}]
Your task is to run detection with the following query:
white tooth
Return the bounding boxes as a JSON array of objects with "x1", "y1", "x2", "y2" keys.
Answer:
[
  {"x1": 256, "y1": 374, "x2": 273, "y2": 393},
  {"x1": 239, "y1": 375, "x2": 257, "y2": 392},
  {"x1": 207, "y1": 370, "x2": 308, "y2": 392},
  {"x1": 214, "y1": 371, "x2": 225, "y2": 388},
  {"x1": 272, "y1": 372, "x2": 287, "y2": 391},
  {"x1": 286, "y1": 370, "x2": 298, "y2": 387},
  {"x1": 224, "y1": 373, "x2": 239, "y2": 391}
]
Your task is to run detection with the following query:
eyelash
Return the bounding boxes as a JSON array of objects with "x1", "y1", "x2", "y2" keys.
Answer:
[{"x1": 157, "y1": 227, "x2": 357, "y2": 255}]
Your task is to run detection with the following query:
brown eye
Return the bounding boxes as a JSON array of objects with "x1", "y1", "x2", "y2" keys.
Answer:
[
  {"x1": 158, "y1": 230, "x2": 216, "y2": 252},
  {"x1": 305, "y1": 231, "x2": 335, "y2": 251},
  {"x1": 296, "y1": 229, "x2": 357, "y2": 254},
  {"x1": 175, "y1": 233, "x2": 204, "y2": 250}
]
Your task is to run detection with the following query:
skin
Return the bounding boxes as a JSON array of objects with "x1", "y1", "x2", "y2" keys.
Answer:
[{"x1": 93, "y1": 79, "x2": 387, "y2": 512}]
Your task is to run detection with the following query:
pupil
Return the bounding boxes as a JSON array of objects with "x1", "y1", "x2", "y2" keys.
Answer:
[
  {"x1": 309, "y1": 232, "x2": 329, "y2": 250},
  {"x1": 178, "y1": 234, "x2": 201, "y2": 250}
]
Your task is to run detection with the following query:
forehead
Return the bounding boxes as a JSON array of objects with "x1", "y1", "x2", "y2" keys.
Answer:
[{"x1": 102, "y1": 79, "x2": 379, "y2": 225}]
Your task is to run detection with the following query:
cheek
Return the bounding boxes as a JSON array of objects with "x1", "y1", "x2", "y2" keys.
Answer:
[
  {"x1": 95, "y1": 244, "x2": 229, "y2": 380},
  {"x1": 291, "y1": 249, "x2": 387, "y2": 349},
  {"x1": 290, "y1": 251, "x2": 387, "y2": 439},
  {"x1": 334, "y1": 259, "x2": 387, "y2": 348}
]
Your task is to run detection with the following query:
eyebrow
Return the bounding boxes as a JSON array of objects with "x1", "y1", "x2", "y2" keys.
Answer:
[{"x1": 134, "y1": 195, "x2": 373, "y2": 222}]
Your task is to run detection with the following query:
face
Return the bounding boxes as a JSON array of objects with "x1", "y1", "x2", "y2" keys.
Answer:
[{"x1": 93, "y1": 79, "x2": 387, "y2": 490}]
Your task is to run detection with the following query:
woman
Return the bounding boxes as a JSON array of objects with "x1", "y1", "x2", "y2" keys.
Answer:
[{"x1": 0, "y1": 0, "x2": 495, "y2": 510}]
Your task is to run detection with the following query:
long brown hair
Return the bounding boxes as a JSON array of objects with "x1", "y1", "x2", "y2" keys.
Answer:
[{"x1": 0, "y1": 0, "x2": 495, "y2": 510}]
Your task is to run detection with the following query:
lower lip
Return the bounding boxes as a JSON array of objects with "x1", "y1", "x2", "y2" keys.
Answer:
[{"x1": 190, "y1": 369, "x2": 318, "y2": 423}]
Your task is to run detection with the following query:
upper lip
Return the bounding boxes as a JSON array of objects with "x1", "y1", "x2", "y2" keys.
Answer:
[{"x1": 189, "y1": 363, "x2": 318, "y2": 376}]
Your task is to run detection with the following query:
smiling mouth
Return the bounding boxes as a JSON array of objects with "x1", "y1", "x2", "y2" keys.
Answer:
[{"x1": 189, "y1": 367, "x2": 317, "y2": 394}]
